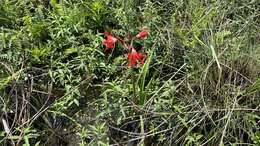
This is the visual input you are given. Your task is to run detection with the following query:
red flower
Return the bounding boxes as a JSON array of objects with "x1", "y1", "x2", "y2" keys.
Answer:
[
  {"x1": 102, "y1": 32, "x2": 117, "y2": 51},
  {"x1": 127, "y1": 48, "x2": 146, "y2": 66},
  {"x1": 136, "y1": 31, "x2": 148, "y2": 39}
]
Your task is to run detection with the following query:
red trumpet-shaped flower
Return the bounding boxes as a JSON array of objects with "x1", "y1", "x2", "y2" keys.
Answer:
[
  {"x1": 102, "y1": 32, "x2": 117, "y2": 51},
  {"x1": 127, "y1": 48, "x2": 145, "y2": 66},
  {"x1": 136, "y1": 30, "x2": 148, "y2": 39}
]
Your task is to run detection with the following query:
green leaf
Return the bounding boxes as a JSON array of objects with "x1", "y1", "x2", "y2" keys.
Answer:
[
  {"x1": 64, "y1": 48, "x2": 78, "y2": 55},
  {"x1": 73, "y1": 99, "x2": 79, "y2": 106},
  {"x1": 137, "y1": 51, "x2": 153, "y2": 105}
]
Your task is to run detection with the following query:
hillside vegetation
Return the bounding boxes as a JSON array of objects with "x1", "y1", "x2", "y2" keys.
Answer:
[{"x1": 0, "y1": 0, "x2": 259, "y2": 145}]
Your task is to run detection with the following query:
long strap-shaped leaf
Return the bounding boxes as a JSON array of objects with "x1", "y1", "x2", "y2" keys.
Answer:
[{"x1": 137, "y1": 51, "x2": 153, "y2": 105}]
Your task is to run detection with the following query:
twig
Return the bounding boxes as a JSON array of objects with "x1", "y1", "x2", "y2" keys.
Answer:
[{"x1": 1, "y1": 118, "x2": 15, "y2": 146}]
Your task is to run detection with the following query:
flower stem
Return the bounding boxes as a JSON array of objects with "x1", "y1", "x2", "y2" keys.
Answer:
[{"x1": 131, "y1": 68, "x2": 136, "y2": 100}]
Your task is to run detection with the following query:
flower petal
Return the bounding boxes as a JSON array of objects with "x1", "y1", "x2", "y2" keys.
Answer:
[{"x1": 102, "y1": 32, "x2": 118, "y2": 52}]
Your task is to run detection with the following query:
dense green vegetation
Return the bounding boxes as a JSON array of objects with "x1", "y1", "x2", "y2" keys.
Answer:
[{"x1": 0, "y1": 0, "x2": 259, "y2": 145}]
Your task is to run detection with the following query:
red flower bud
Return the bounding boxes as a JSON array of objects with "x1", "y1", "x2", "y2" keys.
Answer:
[{"x1": 136, "y1": 31, "x2": 148, "y2": 39}]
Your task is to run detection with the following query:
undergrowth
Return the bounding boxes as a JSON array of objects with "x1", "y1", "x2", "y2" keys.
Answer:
[{"x1": 0, "y1": 0, "x2": 259, "y2": 146}]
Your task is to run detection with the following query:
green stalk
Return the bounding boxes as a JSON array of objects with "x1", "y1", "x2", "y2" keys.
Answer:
[{"x1": 131, "y1": 68, "x2": 136, "y2": 100}]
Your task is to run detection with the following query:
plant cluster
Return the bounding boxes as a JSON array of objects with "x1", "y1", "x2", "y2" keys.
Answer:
[{"x1": 102, "y1": 30, "x2": 148, "y2": 67}]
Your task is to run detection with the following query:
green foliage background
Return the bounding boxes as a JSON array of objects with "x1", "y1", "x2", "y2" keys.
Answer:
[{"x1": 0, "y1": 0, "x2": 259, "y2": 145}]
